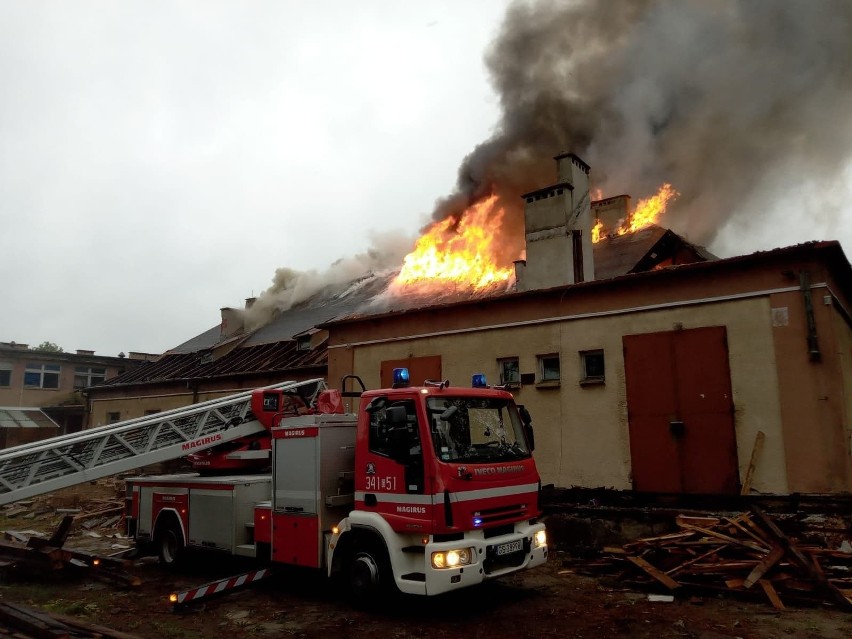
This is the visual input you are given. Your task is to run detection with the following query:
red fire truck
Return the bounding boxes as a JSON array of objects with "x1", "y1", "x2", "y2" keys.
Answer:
[{"x1": 126, "y1": 369, "x2": 548, "y2": 597}]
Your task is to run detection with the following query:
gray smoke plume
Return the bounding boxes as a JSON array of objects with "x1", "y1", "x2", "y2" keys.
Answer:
[
  {"x1": 243, "y1": 229, "x2": 412, "y2": 330},
  {"x1": 439, "y1": 0, "x2": 852, "y2": 258}
]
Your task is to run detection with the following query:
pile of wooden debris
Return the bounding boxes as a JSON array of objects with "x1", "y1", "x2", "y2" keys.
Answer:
[
  {"x1": 575, "y1": 507, "x2": 852, "y2": 611},
  {"x1": 0, "y1": 479, "x2": 137, "y2": 589}
]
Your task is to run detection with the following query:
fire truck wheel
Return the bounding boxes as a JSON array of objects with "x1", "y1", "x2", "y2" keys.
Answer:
[
  {"x1": 155, "y1": 520, "x2": 185, "y2": 566},
  {"x1": 348, "y1": 543, "x2": 394, "y2": 602}
]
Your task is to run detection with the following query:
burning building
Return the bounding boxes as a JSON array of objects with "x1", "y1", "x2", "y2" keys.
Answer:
[{"x1": 86, "y1": 150, "x2": 852, "y2": 497}]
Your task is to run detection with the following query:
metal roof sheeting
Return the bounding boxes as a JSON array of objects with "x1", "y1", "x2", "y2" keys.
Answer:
[
  {"x1": 0, "y1": 408, "x2": 60, "y2": 429},
  {"x1": 100, "y1": 339, "x2": 327, "y2": 387}
]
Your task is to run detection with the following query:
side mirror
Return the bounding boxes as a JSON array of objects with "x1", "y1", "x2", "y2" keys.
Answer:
[{"x1": 518, "y1": 405, "x2": 535, "y2": 452}]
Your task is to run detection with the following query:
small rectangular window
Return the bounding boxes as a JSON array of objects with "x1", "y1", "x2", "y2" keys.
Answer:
[
  {"x1": 538, "y1": 354, "x2": 560, "y2": 383},
  {"x1": 107, "y1": 412, "x2": 121, "y2": 424},
  {"x1": 144, "y1": 409, "x2": 161, "y2": 416},
  {"x1": 580, "y1": 350, "x2": 605, "y2": 385},
  {"x1": 497, "y1": 357, "x2": 520, "y2": 386},
  {"x1": 0, "y1": 362, "x2": 12, "y2": 387}
]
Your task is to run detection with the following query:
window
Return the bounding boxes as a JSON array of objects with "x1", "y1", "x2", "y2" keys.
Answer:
[
  {"x1": 366, "y1": 398, "x2": 418, "y2": 457},
  {"x1": 498, "y1": 357, "x2": 520, "y2": 386},
  {"x1": 144, "y1": 409, "x2": 161, "y2": 416},
  {"x1": 538, "y1": 354, "x2": 560, "y2": 383},
  {"x1": 0, "y1": 362, "x2": 11, "y2": 387},
  {"x1": 296, "y1": 335, "x2": 312, "y2": 351},
  {"x1": 580, "y1": 350, "x2": 605, "y2": 384},
  {"x1": 74, "y1": 366, "x2": 107, "y2": 389},
  {"x1": 426, "y1": 396, "x2": 530, "y2": 462},
  {"x1": 24, "y1": 362, "x2": 61, "y2": 389},
  {"x1": 107, "y1": 412, "x2": 121, "y2": 424}
]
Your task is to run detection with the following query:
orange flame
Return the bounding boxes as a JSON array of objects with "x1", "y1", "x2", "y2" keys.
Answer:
[
  {"x1": 392, "y1": 195, "x2": 513, "y2": 290},
  {"x1": 593, "y1": 183, "x2": 678, "y2": 242},
  {"x1": 620, "y1": 183, "x2": 678, "y2": 235},
  {"x1": 591, "y1": 220, "x2": 604, "y2": 243}
]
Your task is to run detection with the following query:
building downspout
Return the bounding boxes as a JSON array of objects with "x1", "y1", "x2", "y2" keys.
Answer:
[{"x1": 800, "y1": 270, "x2": 821, "y2": 362}]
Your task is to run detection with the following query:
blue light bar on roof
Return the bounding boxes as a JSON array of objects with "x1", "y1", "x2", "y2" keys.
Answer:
[
  {"x1": 472, "y1": 373, "x2": 487, "y2": 388},
  {"x1": 392, "y1": 368, "x2": 410, "y2": 387}
]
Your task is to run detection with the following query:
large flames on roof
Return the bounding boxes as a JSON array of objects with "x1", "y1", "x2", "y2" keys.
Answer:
[
  {"x1": 592, "y1": 183, "x2": 679, "y2": 243},
  {"x1": 390, "y1": 182, "x2": 679, "y2": 293},
  {"x1": 390, "y1": 194, "x2": 514, "y2": 292}
]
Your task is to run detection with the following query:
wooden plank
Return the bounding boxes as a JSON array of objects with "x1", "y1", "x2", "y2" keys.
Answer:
[
  {"x1": 73, "y1": 504, "x2": 123, "y2": 522},
  {"x1": 751, "y1": 506, "x2": 852, "y2": 611},
  {"x1": 624, "y1": 531, "x2": 696, "y2": 548},
  {"x1": 626, "y1": 555, "x2": 681, "y2": 590},
  {"x1": 0, "y1": 602, "x2": 69, "y2": 639},
  {"x1": 666, "y1": 544, "x2": 729, "y2": 576},
  {"x1": 740, "y1": 517, "x2": 774, "y2": 546},
  {"x1": 677, "y1": 524, "x2": 767, "y2": 553},
  {"x1": 744, "y1": 544, "x2": 786, "y2": 589},
  {"x1": 759, "y1": 579, "x2": 786, "y2": 610},
  {"x1": 48, "y1": 611, "x2": 145, "y2": 639},
  {"x1": 675, "y1": 514, "x2": 720, "y2": 528},
  {"x1": 740, "y1": 430, "x2": 765, "y2": 495},
  {"x1": 603, "y1": 546, "x2": 627, "y2": 555},
  {"x1": 724, "y1": 516, "x2": 771, "y2": 550}
]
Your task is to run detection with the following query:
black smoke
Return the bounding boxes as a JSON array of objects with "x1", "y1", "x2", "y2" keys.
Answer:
[{"x1": 436, "y1": 0, "x2": 852, "y2": 255}]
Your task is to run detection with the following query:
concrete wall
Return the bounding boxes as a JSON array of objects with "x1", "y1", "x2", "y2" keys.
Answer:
[
  {"x1": 0, "y1": 353, "x2": 127, "y2": 408},
  {"x1": 344, "y1": 296, "x2": 790, "y2": 493}
]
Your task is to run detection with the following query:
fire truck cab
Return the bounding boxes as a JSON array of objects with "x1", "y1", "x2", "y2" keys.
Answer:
[{"x1": 330, "y1": 371, "x2": 546, "y2": 596}]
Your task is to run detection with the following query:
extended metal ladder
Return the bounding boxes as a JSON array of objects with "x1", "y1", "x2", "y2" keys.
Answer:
[{"x1": 0, "y1": 379, "x2": 326, "y2": 506}]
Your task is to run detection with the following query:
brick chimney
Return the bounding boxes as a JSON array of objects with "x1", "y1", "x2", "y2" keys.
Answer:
[
  {"x1": 515, "y1": 152, "x2": 594, "y2": 291},
  {"x1": 592, "y1": 194, "x2": 633, "y2": 238}
]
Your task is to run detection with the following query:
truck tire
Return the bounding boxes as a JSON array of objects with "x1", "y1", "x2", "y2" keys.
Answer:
[
  {"x1": 155, "y1": 518, "x2": 185, "y2": 567},
  {"x1": 347, "y1": 541, "x2": 395, "y2": 603}
]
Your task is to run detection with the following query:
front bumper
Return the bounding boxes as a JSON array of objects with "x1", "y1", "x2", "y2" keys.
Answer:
[{"x1": 417, "y1": 521, "x2": 548, "y2": 596}]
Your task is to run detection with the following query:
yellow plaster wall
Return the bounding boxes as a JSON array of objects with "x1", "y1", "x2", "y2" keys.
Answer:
[{"x1": 348, "y1": 296, "x2": 789, "y2": 493}]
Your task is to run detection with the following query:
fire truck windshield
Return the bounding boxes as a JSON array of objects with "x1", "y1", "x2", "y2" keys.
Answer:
[{"x1": 426, "y1": 396, "x2": 531, "y2": 463}]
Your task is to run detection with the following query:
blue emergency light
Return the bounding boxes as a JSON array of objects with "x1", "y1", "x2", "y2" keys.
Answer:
[
  {"x1": 473, "y1": 516, "x2": 484, "y2": 527},
  {"x1": 472, "y1": 373, "x2": 487, "y2": 388},
  {"x1": 392, "y1": 367, "x2": 410, "y2": 387}
]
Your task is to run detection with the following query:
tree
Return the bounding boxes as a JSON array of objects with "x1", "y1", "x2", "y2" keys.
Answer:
[{"x1": 33, "y1": 341, "x2": 64, "y2": 353}]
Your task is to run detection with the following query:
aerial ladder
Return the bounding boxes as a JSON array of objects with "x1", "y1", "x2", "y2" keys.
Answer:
[{"x1": 0, "y1": 378, "x2": 326, "y2": 507}]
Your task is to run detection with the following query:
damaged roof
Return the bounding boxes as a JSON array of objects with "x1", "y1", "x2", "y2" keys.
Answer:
[
  {"x1": 98, "y1": 226, "x2": 714, "y2": 388},
  {"x1": 593, "y1": 224, "x2": 716, "y2": 281},
  {"x1": 99, "y1": 339, "x2": 327, "y2": 388}
]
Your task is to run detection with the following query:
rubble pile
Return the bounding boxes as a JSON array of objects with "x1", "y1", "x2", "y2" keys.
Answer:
[{"x1": 576, "y1": 507, "x2": 852, "y2": 611}]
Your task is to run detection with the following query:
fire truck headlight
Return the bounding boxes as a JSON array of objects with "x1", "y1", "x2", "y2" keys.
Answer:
[
  {"x1": 431, "y1": 547, "x2": 474, "y2": 569},
  {"x1": 534, "y1": 529, "x2": 547, "y2": 548}
]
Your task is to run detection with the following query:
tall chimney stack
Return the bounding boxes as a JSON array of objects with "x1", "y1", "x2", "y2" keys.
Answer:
[{"x1": 516, "y1": 153, "x2": 594, "y2": 291}]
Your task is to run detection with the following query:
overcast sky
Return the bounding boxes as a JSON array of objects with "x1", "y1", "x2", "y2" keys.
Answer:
[
  {"x1": 1, "y1": 1, "x2": 510, "y2": 356},
  {"x1": 2, "y1": 1, "x2": 851, "y2": 358}
]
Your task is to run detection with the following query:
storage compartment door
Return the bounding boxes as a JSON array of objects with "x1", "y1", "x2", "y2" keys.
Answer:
[{"x1": 274, "y1": 435, "x2": 318, "y2": 514}]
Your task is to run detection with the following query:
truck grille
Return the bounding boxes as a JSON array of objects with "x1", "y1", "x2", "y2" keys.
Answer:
[{"x1": 475, "y1": 503, "x2": 527, "y2": 526}]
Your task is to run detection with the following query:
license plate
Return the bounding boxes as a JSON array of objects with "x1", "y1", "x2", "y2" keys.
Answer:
[{"x1": 496, "y1": 539, "x2": 523, "y2": 556}]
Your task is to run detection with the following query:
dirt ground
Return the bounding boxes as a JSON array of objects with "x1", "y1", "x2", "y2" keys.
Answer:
[
  {"x1": 1, "y1": 483, "x2": 850, "y2": 638},
  {"x1": 1, "y1": 541, "x2": 851, "y2": 638}
]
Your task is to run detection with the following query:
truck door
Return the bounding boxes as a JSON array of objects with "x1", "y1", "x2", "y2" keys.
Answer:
[{"x1": 359, "y1": 397, "x2": 432, "y2": 532}]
